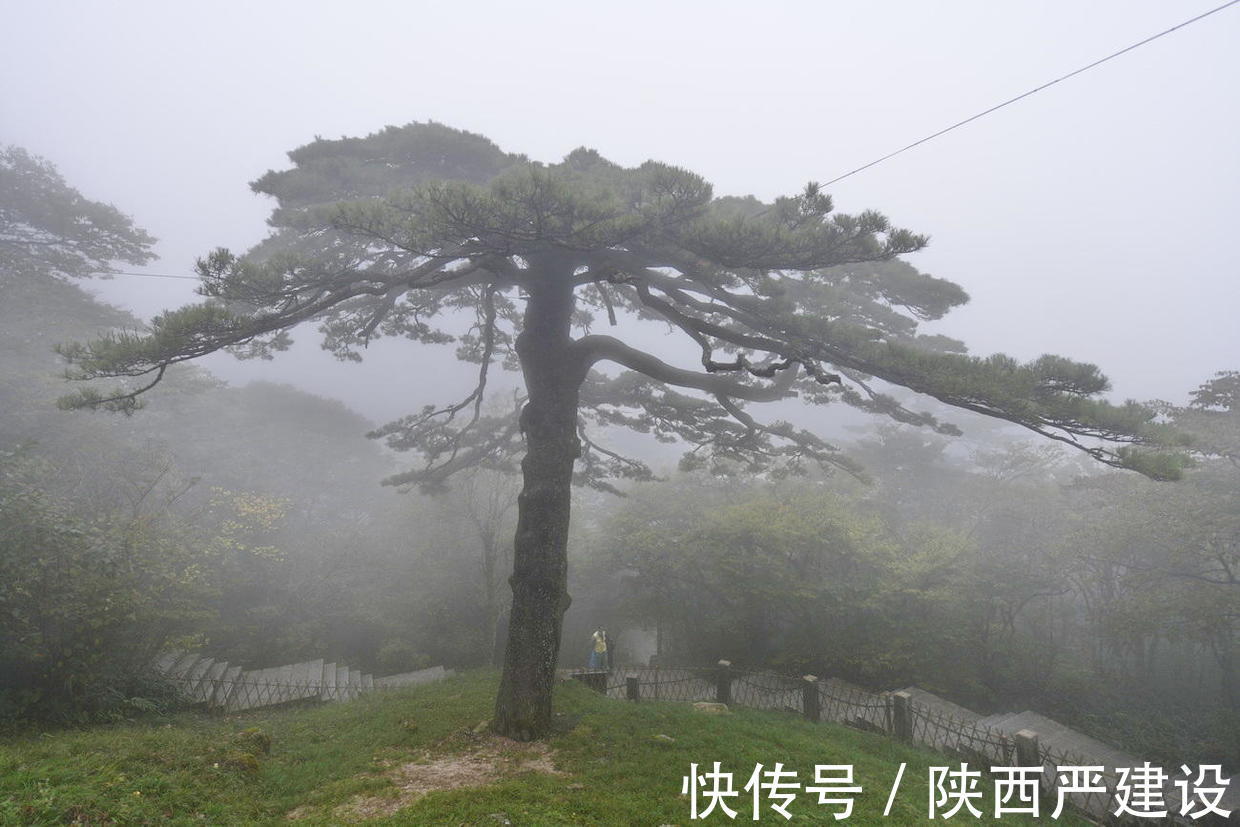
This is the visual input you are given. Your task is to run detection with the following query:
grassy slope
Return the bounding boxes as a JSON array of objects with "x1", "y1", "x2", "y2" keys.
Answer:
[{"x1": 0, "y1": 672, "x2": 1085, "y2": 825}]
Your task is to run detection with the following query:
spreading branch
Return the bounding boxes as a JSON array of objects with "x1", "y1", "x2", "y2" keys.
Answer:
[{"x1": 55, "y1": 121, "x2": 1186, "y2": 486}]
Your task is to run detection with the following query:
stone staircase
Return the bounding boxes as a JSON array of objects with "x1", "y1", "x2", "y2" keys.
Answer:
[
  {"x1": 975, "y1": 708, "x2": 1140, "y2": 768},
  {"x1": 908, "y1": 691, "x2": 1238, "y2": 819},
  {"x1": 888, "y1": 685, "x2": 983, "y2": 724},
  {"x1": 153, "y1": 651, "x2": 451, "y2": 712}
]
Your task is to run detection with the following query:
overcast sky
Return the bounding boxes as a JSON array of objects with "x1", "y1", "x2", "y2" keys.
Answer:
[{"x1": 3, "y1": 0, "x2": 1237, "y2": 427}]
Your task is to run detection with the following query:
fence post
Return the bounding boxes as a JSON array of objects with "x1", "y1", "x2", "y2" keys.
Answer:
[
  {"x1": 626, "y1": 676, "x2": 640, "y2": 701},
  {"x1": 892, "y1": 691, "x2": 913, "y2": 741},
  {"x1": 801, "y1": 675, "x2": 820, "y2": 723},
  {"x1": 1014, "y1": 730, "x2": 1040, "y2": 768},
  {"x1": 715, "y1": 660, "x2": 733, "y2": 706}
]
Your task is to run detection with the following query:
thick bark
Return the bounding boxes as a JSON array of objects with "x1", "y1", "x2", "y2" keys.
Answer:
[{"x1": 493, "y1": 260, "x2": 584, "y2": 740}]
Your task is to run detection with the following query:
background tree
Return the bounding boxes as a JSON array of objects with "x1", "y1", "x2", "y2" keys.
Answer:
[
  {"x1": 0, "y1": 145, "x2": 155, "y2": 284},
  {"x1": 444, "y1": 467, "x2": 519, "y2": 665},
  {"x1": 0, "y1": 146, "x2": 455, "y2": 718},
  {"x1": 59, "y1": 122, "x2": 1183, "y2": 739},
  {"x1": 0, "y1": 449, "x2": 208, "y2": 723},
  {"x1": 596, "y1": 479, "x2": 898, "y2": 671},
  {"x1": 1064, "y1": 373, "x2": 1239, "y2": 761},
  {"x1": 1, "y1": 145, "x2": 160, "y2": 445}
]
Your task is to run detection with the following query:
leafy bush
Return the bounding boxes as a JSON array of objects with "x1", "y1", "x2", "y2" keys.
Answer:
[
  {"x1": 0, "y1": 452, "x2": 205, "y2": 725},
  {"x1": 376, "y1": 640, "x2": 431, "y2": 675}
]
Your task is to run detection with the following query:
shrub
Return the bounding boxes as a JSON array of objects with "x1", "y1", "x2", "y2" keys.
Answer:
[
  {"x1": 0, "y1": 452, "x2": 205, "y2": 725},
  {"x1": 376, "y1": 640, "x2": 431, "y2": 675}
]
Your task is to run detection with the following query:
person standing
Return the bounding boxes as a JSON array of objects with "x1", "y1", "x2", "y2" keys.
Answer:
[{"x1": 589, "y1": 628, "x2": 608, "y2": 670}]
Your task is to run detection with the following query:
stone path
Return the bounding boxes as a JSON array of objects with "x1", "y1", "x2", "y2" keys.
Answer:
[{"x1": 154, "y1": 651, "x2": 452, "y2": 712}]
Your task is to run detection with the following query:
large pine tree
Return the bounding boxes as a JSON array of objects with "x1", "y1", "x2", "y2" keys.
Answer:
[{"x1": 58, "y1": 122, "x2": 1182, "y2": 739}]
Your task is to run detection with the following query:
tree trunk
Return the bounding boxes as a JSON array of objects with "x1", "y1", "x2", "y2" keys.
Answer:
[{"x1": 493, "y1": 263, "x2": 583, "y2": 740}]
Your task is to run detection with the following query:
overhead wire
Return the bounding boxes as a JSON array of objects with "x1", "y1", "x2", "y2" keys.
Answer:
[
  {"x1": 88, "y1": 0, "x2": 1240, "y2": 281},
  {"x1": 95, "y1": 270, "x2": 200, "y2": 280},
  {"x1": 817, "y1": 0, "x2": 1240, "y2": 189}
]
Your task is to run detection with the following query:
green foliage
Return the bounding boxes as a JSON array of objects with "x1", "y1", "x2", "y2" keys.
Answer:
[
  {"x1": 56, "y1": 303, "x2": 260, "y2": 414},
  {"x1": 0, "y1": 144, "x2": 515, "y2": 715},
  {"x1": 583, "y1": 405, "x2": 1236, "y2": 764},
  {"x1": 0, "y1": 145, "x2": 155, "y2": 282},
  {"x1": 1113, "y1": 445, "x2": 1195, "y2": 480},
  {"x1": 596, "y1": 475, "x2": 1012, "y2": 691},
  {"x1": 257, "y1": 121, "x2": 520, "y2": 209},
  {"x1": 1190, "y1": 370, "x2": 1240, "y2": 411},
  {"x1": 231, "y1": 727, "x2": 272, "y2": 757},
  {"x1": 53, "y1": 121, "x2": 1181, "y2": 489},
  {"x1": 1063, "y1": 389, "x2": 1240, "y2": 762},
  {"x1": 375, "y1": 641, "x2": 431, "y2": 675},
  {"x1": 0, "y1": 453, "x2": 204, "y2": 725}
]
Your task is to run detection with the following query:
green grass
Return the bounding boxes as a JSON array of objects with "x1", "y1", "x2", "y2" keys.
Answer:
[{"x1": 0, "y1": 672, "x2": 1087, "y2": 825}]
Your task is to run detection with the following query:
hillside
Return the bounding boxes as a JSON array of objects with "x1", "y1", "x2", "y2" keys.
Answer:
[{"x1": 0, "y1": 672, "x2": 1087, "y2": 825}]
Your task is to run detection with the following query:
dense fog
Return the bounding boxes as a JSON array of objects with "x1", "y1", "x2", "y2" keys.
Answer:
[{"x1": 1, "y1": 2, "x2": 1237, "y2": 821}]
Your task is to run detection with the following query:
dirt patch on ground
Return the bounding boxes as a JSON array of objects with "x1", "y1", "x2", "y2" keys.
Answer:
[{"x1": 288, "y1": 733, "x2": 561, "y2": 822}]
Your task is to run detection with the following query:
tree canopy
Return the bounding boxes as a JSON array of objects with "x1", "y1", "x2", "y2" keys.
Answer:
[
  {"x1": 0, "y1": 145, "x2": 155, "y2": 283},
  {"x1": 58, "y1": 122, "x2": 1181, "y2": 479}
]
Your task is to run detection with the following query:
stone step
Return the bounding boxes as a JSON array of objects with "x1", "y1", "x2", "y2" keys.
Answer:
[
  {"x1": 154, "y1": 650, "x2": 448, "y2": 710},
  {"x1": 153, "y1": 651, "x2": 183, "y2": 674},
  {"x1": 166, "y1": 652, "x2": 202, "y2": 681},
  {"x1": 300, "y1": 659, "x2": 325, "y2": 699},
  {"x1": 985, "y1": 711, "x2": 1194, "y2": 819},
  {"x1": 265, "y1": 662, "x2": 319, "y2": 705},
  {"x1": 180, "y1": 657, "x2": 215, "y2": 699},
  {"x1": 190, "y1": 660, "x2": 229, "y2": 704},
  {"x1": 224, "y1": 670, "x2": 257, "y2": 712},
  {"x1": 320, "y1": 662, "x2": 338, "y2": 701},
  {"x1": 1005, "y1": 712, "x2": 1137, "y2": 768},
  {"x1": 374, "y1": 665, "x2": 448, "y2": 688},
  {"x1": 821, "y1": 676, "x2": 876, "y2": 698},
  {"x1": 268, "y1": 664, "x2": 295, "y2": 705},
  {"x1": 889, "y1": 687, "x2": 982, "y2": 724},
  {"x1": 282, "y1": 660, "x2": 319, "y2": 703},
  {"x1": 232, "y1": 668, "x2": 278, "y2": 712},
  {"x1": 977, "y1": 711, "x2": 1019, "y2": 729},
  {"x1": 335, "y1": 665, "x2": 351, "y2": 700},
  {"x1": 228, "y1": 666, "x2": 289, "y2": 711},
  {"x1": 210, "y1": 664, "x2": 242, "y2": 709}
]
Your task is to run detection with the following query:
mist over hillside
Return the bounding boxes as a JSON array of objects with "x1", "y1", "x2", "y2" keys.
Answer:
[{"x1": 2, "y1": 4, "x2": 1237, "y2": 821}]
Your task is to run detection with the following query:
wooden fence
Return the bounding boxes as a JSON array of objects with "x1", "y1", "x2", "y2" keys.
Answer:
[{"x1": 572, "y1": 663, "x2": 1234, "y2": 825}]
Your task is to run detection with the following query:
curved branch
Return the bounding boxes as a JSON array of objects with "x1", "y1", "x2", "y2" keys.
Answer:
[
  {"x1": 56, "y1": 364, "x2": 168, "y2": 414},
  {"x1": 382, "y1": 415, "x2": 523, "y2": 489},
  {"x1": 576, "y1": 334, "x2": 800, "y2": 402},
  {"x1": 595, "y1": 253, "x2": 1152, "y2": 464}
]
